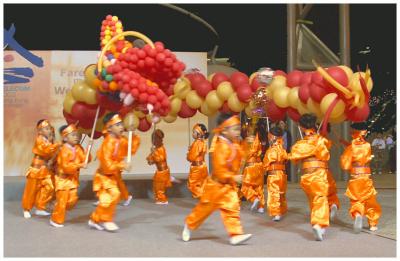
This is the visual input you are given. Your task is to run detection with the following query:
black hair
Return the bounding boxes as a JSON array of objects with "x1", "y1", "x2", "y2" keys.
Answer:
[
  {"x1": 351, "y1": 122, "x2": 368, "y2": 130},
  {"x1": 217, "y1": 113, "x2": 235, "y2": 126},
  {"x1": 103, "y1": 112, "x2": 119, "y2": 125},
  {"x1": 36, "y1": 119, "x2": 47, "y2": 127},
  {"x1": 59, "y1": 125, "x2": 68, "y2": 134},
  {"x1": 197, "y1": 123, "x2": 209, "y2": 139},
  {"x1": 270, "y1": 126, "x2": 283, "y2": 137},
  {"x1": 299, "y1": 113, "x2": 317, "y2": 129}
]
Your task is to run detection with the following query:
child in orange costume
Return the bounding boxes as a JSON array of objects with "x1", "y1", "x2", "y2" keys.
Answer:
[
  {"x1": 263, "y1": 126, "x2": 288, "y2": 221},
  {"x1": 22, "y1": 119, "x2": 60, "y2": 219},
  {"x1": 187, "y1": 124, "x2": 209, "y2": 199},
  {"x1": 182, "y1": 113, "x2": 252, "y2": 246},
  {"x1": 50, "y1": 124, "x2": 91, "y2": 227},
  {"x1": 288, "y1": 114, "x2": 331, "y2": 241},
  {"x1": 88, "y1": 113, "x2": 135, "y2": 232},
  {"x1": 340, "y1": 122, "x2": 381, "y2": 233},
  {"x1": 241, "y1": 125, "x2": 265, "y2": 213},
  {"x1": 147, "y1": 129, "x2": 179, "y2": 204}
]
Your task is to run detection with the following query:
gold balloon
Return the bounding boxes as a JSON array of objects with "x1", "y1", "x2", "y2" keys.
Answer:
[
  {"x1": 249, "y1": 72, "x2": 258, "y2": 83},
  {"x1": 216, "y1": 81, "x2": 234, "y2": 101},
  {"x1": 207, "y1": 73, "x2": 215, "y2": 82},
  {"x1": 170, "y1": 97, "x2": 182, "y2": 114},
  {"x1": 206, "y1": 90, "x2": 223, "y2": 110},
  {"x1": 273, "y1": 86, "x2": 291, "y2": 108},
  {"x1": 320, "y1": 93, "x2": 346, "y2": 119},
  {"x1": 146, "y1": 114, "x2": 161, "y2": 124},
  {"x1": 133, "y1": 110, "x2": 145, "y2": 118},
  {"x1": 174, "y1": 77, "x2": 191, "y2": 99},
  {"x1": 288, "y1": 87, "x2": 299, "y2": 108},
  {"x1": 329, "y1": 113, "x2": 347, "y2": 124},
  {"x1": 306, "y1": 98, "x2": 324, "y2": 119},
  {"x1": 228, "y1": 93, "x2": 245, "y2": 112},
  {"x1": 63, "y1": 91, "x2": 76, "y2": 114},
  {"x1": 84, "y1": 86, "x2": 98, "y2": 105},
  {"x1": 349, "y1": 72, "x2": 373, "y2": 107},
  {"x1": 84, "y1": 64, "x2": 98, "y2": 87},
  {"x1": 71, "y1": 81, "x2": 87, "y2": 101},
  {"x1": 163, "y1": 114, "x2": 177, "y2": 123},
  {"x1": 296, "y1": 100, "x2": 309, "y2": 115},
  {"x1": 338, "y1": 65, "x2": 353, "y2": 81},
  {"x1": 268, "y1": 75, "x2": 287, "y2": 94},
  {"x1": 186, "y1": 90, "x2": 203, "y2": 109},
  {"x1": 123, "y1": 113, "x2": 139, "y2": 129},
  {"x1": 200, "y1": 102, "x2": 217, "y2": 116}
]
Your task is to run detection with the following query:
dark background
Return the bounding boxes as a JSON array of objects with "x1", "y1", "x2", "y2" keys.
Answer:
[{"x1": 4, "y1": 3, "x2": 396, "y2": 133}]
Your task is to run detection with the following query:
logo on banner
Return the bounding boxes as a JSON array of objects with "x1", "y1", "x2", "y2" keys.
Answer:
[{"x1": 4, "y1": 24, "x2": 44, "y2": 84}]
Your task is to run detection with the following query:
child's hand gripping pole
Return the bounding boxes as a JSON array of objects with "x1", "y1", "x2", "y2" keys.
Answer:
[{"x1": 84, "y1": 106, "x2": 100, "y2": 167}]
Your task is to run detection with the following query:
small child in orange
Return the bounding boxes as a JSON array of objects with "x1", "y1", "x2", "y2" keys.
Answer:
[
  {"x1": 186, "y1": 124, "x2": 209, "y2": 199},
  {"x1": 147, "y1": 129, "x2": 180, "y2": 204},
  {"x1": 263, "y1": 126, "x2": 288, "y2": 221},
  {"x1": 241, "y1": 125, "x2": 265, "y2": 213},
  {"x1": 22, "y1": 119, "x2": 60, "y2": 219},
  {"x1": 340, "y1": 122, "x2": 381, "y2": 233},
  {"x1": 50, "y1": 124, "x2": 91, "y2": 227}
]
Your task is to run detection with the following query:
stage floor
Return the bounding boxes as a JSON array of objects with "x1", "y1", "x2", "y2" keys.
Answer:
[{"x1": 4, "y1": 181, "x2": 396, "y2": 257}]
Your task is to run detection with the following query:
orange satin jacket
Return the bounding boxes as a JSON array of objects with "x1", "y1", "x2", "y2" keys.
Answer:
[
  {"x1": 187, "y1": 139, "x2": 207, "y2": 163},
  {"x1": 97, "y1": 133, "x2": 140, "y2": 175},
  {"x1": 263, "y1": 138, "x2": 288, "y2": 171}
]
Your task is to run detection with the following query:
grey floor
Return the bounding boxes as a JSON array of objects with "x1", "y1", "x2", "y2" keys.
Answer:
[{"x1": 4, "y1": 185, "x2": 396, "y2": 257}]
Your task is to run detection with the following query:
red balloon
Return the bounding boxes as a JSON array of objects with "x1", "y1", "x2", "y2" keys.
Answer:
[
  {"x1": 250, "y1": 77, "x2": 263, "y2": 92},
  {"x1": 286, "y1": 70, "x2": 303, "y2": 87},
  {"x1": 139, "y1": 93, "x2": 148, "y2": 103},
  {"x1": 148, "y1": 95, "x2": 157, "y2": 104},
  {"x1": 177, "y1": 100, "x2": 197, "y2": 118},
  {"x1": 273, "y1": 70, "x2": 287, "y2": 77},
  {"x1": 311, "y1": 71, "x2": 325, "y2": 87},
  {"x1": 63, "y1": 110, "x2": 77, "y2": 125},
  {"x1": 193, "y1": 80, "x2": 213, "y2": 98},
  {"x1": 323, "y1": 66, "x2": 350, "y2": 93},
  {"x1": 346, "y1": 103, "x2": 370, "y2": 122},
  {"x1": 309, "y1": 83, "x2": 329, "y2": 103},
  {"x1": 298, "y1": 83, "x2": 311, "y2": 104},
  {"x1": 230, "y1": 72, "x2": 249, "y2": 90},
  {"x1": 96, "y1": 92, "x2": 122, "y2": 112},
  {"x1": 186, "y1": 73, "x2": 206, "y2": 86},
  {"x1": 138, "y1": 117, "x2": 151, "y2": 132},
  {"x1": 300, "y1": 72, "x2": 313, "y2": 85},
  {"x1": 287, "y1": 107, "x2": 301, "y2": 122},
  {"x1": 266, "y1": 100, "x2": 287, "y2": 121},
  {"x1": 236, "y1": 84, "x2": 253, "y2": 102},
  {"x1": 211, "y1": 72, "x2": 229, "y2": 89},
  {"x1": 93, "y1": 131, "x2": 102, "y2": 140}
]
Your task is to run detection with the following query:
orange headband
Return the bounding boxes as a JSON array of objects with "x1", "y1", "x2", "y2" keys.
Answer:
[
  {"x1": 61, "y1": 124, "x2": 78, "y2": 138},
  {"x1": 352, "y1": 130, "x2": 367, "y2": 139},
  {"x1": 37, "y1": 120, "x2": 50, "y2": 130},
  {"x1": 209, "y1": 115, "x2": 241, "y2": 152},
  {"x1": 193, "y1": 124, "x2": 204, "y2": 136},
  {"x1": 105, "y1": 114, "x2": 122, "y2": 128}
]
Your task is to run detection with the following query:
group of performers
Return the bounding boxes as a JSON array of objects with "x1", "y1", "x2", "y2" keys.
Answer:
[{"x1": 21, "y1": 111, "x2": 381, "y2": 245}]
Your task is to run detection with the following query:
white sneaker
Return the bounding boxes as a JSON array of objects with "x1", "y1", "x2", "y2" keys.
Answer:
[
  {"x1": 35, "y1": 209, "x2": 51, "y2": 216},
  {"x1": 182, "y1": 223, "x2": 191, "y2": 242},
  {"x1": 257, "y1": 208, "x2": 265, "y2": 214},
  {"x1": 122, "y1": 195, "x2": 133, "y2": 206},
  {"x1": 23, "y1": 211, "x2": 31, "y2": 219},
  {"x1": 312, "y1": 224, "x2": 324, "y2": 241},
  {"x1": 102, "y1": 222, "x2": 119, "y2": 232},
  {"x1": 229, "y1": 234, "x2": 252, "y2": 245},
  {"x1": 49, "y1": 219, "x2": 64, "y2": 228},
  {"x1": 170, "y1": 176, "x2": 182, "y2": 184},
  {"x1": 272, "y1": 215, "x2": 281, "y2": 222},
  {"x1": 354, "y1": 214, "x2": 363, "y2": 233},
  {"x1": 156, "y1": 201, "x2": 169, "y2": 205},
  {"x1": 369, "y1": 226, "x2": 378, "y2": 231},
  {"x1": 250, "y1": 198, "x2": 260, "y2": 211},
  {"x1": 92, "y1": 201, "x2": 99, "y2": 206},
  {"x1": 330, "y1": 204, "x2": 338, "y2": 221},
  {"x1": 88, "y1": 220, "x2": 104, "y2": 231}
]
